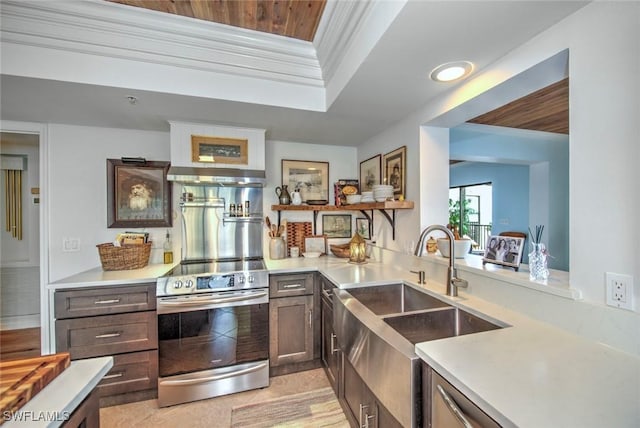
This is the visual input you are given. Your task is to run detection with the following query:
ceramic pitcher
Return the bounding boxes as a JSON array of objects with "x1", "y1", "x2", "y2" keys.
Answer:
[
  {"x1": 275, "y1": 185, "x2": 291, "y2": 205},
  {"x1": 291, "y1": 189, "x2": 302, "y2": 205}
]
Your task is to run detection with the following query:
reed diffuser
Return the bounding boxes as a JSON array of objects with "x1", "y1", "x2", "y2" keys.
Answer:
[{"x1": 528, "y1": 225, "x2": 549, "y2": 281}]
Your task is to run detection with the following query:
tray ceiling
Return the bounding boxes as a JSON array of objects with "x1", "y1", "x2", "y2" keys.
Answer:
[{"x1": 107, "y1": 0, "x2": 327, "y2": 41}]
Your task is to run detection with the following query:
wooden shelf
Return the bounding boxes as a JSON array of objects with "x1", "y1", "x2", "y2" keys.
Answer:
[{"x1": 271, "y1": 201, "x2": 414, "y2": 239}]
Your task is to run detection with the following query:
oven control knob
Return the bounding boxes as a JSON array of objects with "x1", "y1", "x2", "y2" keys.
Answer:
[
  {"x1": 185, "y1": 279, "x2": 193, "y2": 288},
  {"x1": 174, "y1": 280, "x2": 183, "y2": 289},
  {"x1": 247, "y1": 275, "x2": 255, "y2": 283},
  {"x1": 238, "y1": 275, "x2": 246, "y2": 284}
]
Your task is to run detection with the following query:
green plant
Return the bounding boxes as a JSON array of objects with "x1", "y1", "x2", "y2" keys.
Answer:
[{"x1": 448, "y1": 198, "x2": 478, "y2": 236}]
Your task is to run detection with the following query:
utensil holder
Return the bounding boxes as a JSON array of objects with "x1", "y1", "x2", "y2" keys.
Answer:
[{"x1": 269, "y1": 237, "x2": 286, "y2": 260}]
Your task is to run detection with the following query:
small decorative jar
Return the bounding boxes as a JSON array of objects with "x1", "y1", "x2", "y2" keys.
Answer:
[
  {"x1": 426, "y1": 236, "x2": 438, "y2": 254},
  {"x1": 269, "y1": 237, "x2": 286, "y2": 260}
]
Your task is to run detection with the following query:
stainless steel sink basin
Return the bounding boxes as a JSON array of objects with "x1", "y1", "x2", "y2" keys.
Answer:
[
  {"x1": 346, "y1": 283, "x2": 450, "y2": 315},
  {"x1": 383, "y1": 307, "x2": 502, "y2": 345}
]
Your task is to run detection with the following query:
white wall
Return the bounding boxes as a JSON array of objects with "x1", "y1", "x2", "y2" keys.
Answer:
[
  {"x1": 265, "y1": 140, "x2": 357, "y2": 249},
  {"x1": 357, "y1": 2, "x2": 640, "y2": 313},
  {"x1": 48, "y1": 124, "x2": 173, "y2": 281}
]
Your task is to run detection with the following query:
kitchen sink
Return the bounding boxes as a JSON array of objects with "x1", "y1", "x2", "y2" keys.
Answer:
[
  {"x1": 347, "y1": 283, "x2": 450, "y2": 315},
  {"x1": 383, "y1": 307, "x2": 502, "y2": 345}
]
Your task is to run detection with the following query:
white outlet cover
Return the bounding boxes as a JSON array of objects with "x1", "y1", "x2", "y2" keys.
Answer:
[{"x1": 605, "y1": 272, "x2": 634, "y2": 310}]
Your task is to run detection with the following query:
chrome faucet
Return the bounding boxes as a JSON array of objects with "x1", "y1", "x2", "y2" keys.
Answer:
[{"x1": 414, "y1": 224, "x2": 468, "y2": 297}]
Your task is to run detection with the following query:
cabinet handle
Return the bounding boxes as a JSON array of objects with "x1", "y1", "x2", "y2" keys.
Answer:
[
  {"x1": 282, "y1": 283, "x2": 302, "y2": 289},
  {"x1": 330, "y1": 333, "x2": 338, "y2": 354},
  {"x1": 436, "y1": 384, "x2": 473, "y2": 428},
  {"x1": 308, "y1": 309, "x2": 313, "y2": 327},
  {"x1": 94, "y1": 299, "x2": 120, "y2": 305},
  {"x1": 95, "y1": 332, "x2": 121, "y2": 339},
  {"x1": 364, "y1": 413, "x2": 375, "y2": 428},
  {"x1": 102, "y1": 372, "x2": 124, "y2": 380},
  {"x1": 359, "y1": 404, "x2": 369, "y2": 428}
]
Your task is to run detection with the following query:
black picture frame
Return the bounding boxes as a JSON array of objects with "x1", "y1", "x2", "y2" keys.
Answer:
[
  {"x1": 383, "y1": 146, "x2": 407, "y2": 198},
  {"x1": 322, "y1": 214, "x2": 352, "y2": 239},
  {"x1": 482, "y1": 235, "x2": 525, "y2": 271},
  {"x1": 107, "y1": 159, "x2": 172, "y2": 228},
  {"x1": 359, "y1": 154, "x2": 382, "y2": 193}
]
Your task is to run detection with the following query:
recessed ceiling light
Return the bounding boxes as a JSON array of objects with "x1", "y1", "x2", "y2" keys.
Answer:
[{"x1": 430, "y1": 61, "x2": 474, "y2": 82}]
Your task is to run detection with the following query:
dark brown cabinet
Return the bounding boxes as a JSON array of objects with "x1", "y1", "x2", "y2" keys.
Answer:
[
  {"x1": 342, "y1": 358, "x2": 402, "y2": 428},
  {"x1": 269, "y1": 272, "x2": 320, "y2": 375},
  {"x1": 55, "y1": 283, "x2": 158, "y2": 405},
  {"x1": 320, "y1": 275, "x2": 340, "y2": 394},
  {"x1": 423, "y1": 364, "x2": 501, "y2": 428}
]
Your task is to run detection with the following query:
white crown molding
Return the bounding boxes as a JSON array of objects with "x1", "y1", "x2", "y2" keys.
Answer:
[{"x1": 0, "y1": 0, "x2": 323, "y2": 86}]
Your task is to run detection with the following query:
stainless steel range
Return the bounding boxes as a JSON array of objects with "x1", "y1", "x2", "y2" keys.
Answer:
[{"x1": 156, "y1": 168, "x2": 269, "y2": 408}]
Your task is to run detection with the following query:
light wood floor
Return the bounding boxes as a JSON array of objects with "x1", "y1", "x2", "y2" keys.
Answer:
[
  {"x1": 0, "y1": 327, "x2": 41, "y2": 361},
  {"x1": 100, "y1": 368, "x2": 335, "y2": 428}
]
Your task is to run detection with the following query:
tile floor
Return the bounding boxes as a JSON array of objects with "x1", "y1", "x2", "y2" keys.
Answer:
[{"x1": 100, "y1": 368, "x2": 338, "y2": 428}]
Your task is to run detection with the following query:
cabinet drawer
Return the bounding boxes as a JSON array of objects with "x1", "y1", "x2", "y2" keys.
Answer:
[
  {"x1": 55, "y1": 283, "x2": 156, "y2": 319},
  {"x1": 269, "y1": 273, "x2": 314, "y2": 298},
  {"x1": 56, "y1": 311, "x2": 158, "y2": 359},
  {"x1": 97, "y1": 350, "x2": 158, "y2": 397}
]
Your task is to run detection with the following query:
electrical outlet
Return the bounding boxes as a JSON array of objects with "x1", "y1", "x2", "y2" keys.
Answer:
[
  {"x1": 62, "y1": 238, "x2": 80, "y2": 252},
  {"x1": 605, "y1": 272, "x2": 634, "y2": 310}
]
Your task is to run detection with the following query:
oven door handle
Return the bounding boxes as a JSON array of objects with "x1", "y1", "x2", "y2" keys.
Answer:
[
  {"x1": 160, "y1": 362, "x2": 268, "y2": 386},
  {"x1": 159, "y1": 291, "x2": 268, "y2": 307}
]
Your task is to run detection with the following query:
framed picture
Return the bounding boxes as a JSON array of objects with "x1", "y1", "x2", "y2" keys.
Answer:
[
  {"x1": 304, "y1": 235, "x2": 327, "y2": 254},
  {"x1": 482, "y1": 235, "x2": 525, "y2": 271},
  {"x1": 282, "y1": 159, "x2": 329, "y2": 203},
  {"x1": 322, "y1": 214, "x2": 352, "y2": 239},
  {"x1": 191, "y1": 135, "x2": 248, "y2": 164},
  {"x1": 107, "y1": 159, "x2": 172, "y2": 228},
  {"x1": 359, "y1": 154, "x2": 381, "y2": 193},
  {"x1": 383, "y1": 146, "x2": 407, "y2": 198},
  {"x1": 355, "y1": 218, "x2": 371, "y2": 240}
]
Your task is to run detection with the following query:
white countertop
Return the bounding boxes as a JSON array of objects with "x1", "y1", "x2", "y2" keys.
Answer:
[
  {"x1": 48, "y1": 263, "x2": 177, "y2": 289},
  {"x1": 4, "y1": 357, "x2": 113, "y2": 427},
  {"x1": 48, "y1": 251, "x2": 640, "y2": 427}
]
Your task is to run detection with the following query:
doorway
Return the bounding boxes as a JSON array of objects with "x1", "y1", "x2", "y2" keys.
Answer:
[
  {"x1": 0, "y1": 131, "x2": 42, "y2": 359},
  {"x1": 449, "y1": 183, "x2": 492, "y2": 253}
]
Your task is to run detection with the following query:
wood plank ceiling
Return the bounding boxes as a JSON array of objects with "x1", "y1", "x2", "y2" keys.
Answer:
[
  {"x1": 107, "y1": 0, "x2": 327, "y2": 41},
  {"x1": 467, "y1": 77, "x2": 569, "y2": 134}
]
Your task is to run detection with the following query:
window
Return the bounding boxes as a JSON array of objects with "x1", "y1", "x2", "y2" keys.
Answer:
[{"x1": 449, "y1": 183, "x2": 492, "y2": 253}]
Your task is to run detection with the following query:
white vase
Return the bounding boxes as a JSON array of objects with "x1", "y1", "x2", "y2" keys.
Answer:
[{"x1": 291, "y1": 190, "x2": 302, "y2": 206}]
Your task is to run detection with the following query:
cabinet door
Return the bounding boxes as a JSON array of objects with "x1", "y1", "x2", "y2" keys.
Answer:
[
  {"x1": 269, "y1": 295, "x2": 314, "y2": 366},
  {"x1": 431, "y1": 369, "x2": 500, "y2": 428},
  {"x1": 321, "y1": 295, "x2": 339, "y2": 391},
  {"x1": 342, "y1": 358, "x2": 366, "y2": 426}
]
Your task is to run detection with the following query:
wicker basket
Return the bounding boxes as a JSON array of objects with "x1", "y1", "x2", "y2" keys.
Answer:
[{"x1": 97, "y1": 242, "x2": 152, "y2": 271}]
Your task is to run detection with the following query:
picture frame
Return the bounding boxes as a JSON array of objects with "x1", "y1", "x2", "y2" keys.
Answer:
[
  {"x1": 482, "y1": 235, "x2": 525, "y2": 271},
  {"x1": 355, "y1": 218, "x2": 371, "y2": 240},
  {"x1": 282, "y1": 159, "x2": 329, "y2": 203},
  {"x1": 359, "y1": 154, "x2": 382, "y2": 193},
  {"x1": 322, "y1": 214, "x2": 352, "y2": 239},
  {"x1": 383, "y1": 146, "x2": 407, "y2": 198},
  {"x1": 191, "y1": 135, "x2": 248, "y2": 165},
  {"x1": 107, "y1": 159, "x2": 172, "y2": 228},
  {"x1": 304, "y1": 235, "x2": 327, "y2": 254}
]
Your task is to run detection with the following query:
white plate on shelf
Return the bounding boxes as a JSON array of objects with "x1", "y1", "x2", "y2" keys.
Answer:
[{"x1": 302, "y1": 251, "x2": 322, "y2": 258}]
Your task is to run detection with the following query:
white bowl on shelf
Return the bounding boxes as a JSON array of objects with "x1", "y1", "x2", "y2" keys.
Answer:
[
  {"x1": 302, "y1": 251, "x2": 322, "y2": 258},
  {"x1": 346, "y1": 194, "x2": 362, "y2": 204},
  {"x1": 436, "y1": 238, "x2": 472, "y2": 258}
]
